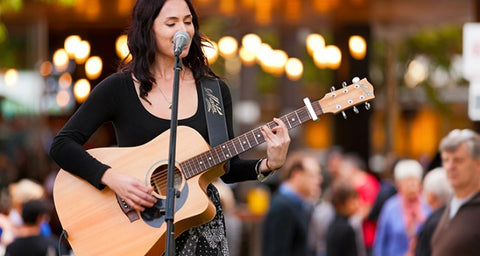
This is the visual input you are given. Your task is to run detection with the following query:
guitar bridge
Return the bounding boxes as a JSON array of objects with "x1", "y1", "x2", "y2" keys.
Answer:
[{"x1": 116, "y1": 194, "x2": 140, "y2": 222}]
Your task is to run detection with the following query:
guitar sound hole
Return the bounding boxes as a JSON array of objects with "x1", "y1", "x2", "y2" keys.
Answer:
[{"x1": 150, "y1": 164, "x2": 183, "y2": 197}]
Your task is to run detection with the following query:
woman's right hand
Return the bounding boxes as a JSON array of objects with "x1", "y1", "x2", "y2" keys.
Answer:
[{"x1": 101, "y1": 168, "x2": 157, "y2": 211}]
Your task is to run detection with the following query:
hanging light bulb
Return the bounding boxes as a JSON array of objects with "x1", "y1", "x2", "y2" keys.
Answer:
[
  {"x1": 218, "y1": 36, "x2": 238, "y2": 58},
  {"x1": 285, "y1": 58, "x2": 303, "y2": 81},
  {"x1": 85, "y1": 56, "x2": 103, "y2": 80},
  {"x1": 349, "y1": 35, "x2": 367, "y2": 60}
]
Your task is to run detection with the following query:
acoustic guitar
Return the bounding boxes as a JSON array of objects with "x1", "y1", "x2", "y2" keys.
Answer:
[{"x1": 53, "y1": 78, "x2": 375, "y2": 255}]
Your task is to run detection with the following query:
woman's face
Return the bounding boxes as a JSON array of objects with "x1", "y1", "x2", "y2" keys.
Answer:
[
  {"x1": 153, "y1": 0, "x2": 195, "y2": 59},
  {"x1": 397, "y1": 176, "x2": 422, "y2": 200}
]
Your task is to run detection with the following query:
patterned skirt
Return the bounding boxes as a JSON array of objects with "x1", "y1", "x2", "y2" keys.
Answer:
[{"x1": 172, "y1": 184, "x2": 230, "y2": 256}]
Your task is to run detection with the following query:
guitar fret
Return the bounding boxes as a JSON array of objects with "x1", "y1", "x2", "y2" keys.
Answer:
[
  {"x1": 245, "y1": 132, "x2": 256, "y2": 147},
  {"x1": 217, "y1": 146, "x2": 226, "y2": 162},
  {"x1": 312, "y1": 101, "x2": 323, "y2": 117},
  {"x1": 294, "y1": 110, "x2": 301, "y2": 125},
  {"x1": 303, "y1": 108, "x2": 313, "y2": 122},
  {"x1": 235, "y1": 137, "x2": 245, "y2": 152},
  {"x1": 183, "y1": 161, "x2": 190, "y2": 178},
  {"x1": 242, "y1": 134, "x2": 251, "y2": 149},
  {"x1": 198, "y1": 154, "x2": 206, "y2": 169},
  {"x1": 195, "y1": 156, "x2": 203, "y2": 174},
  {"x1": 220, "y1": 144, "x2": 231, "y2": 159},
  {"x1": 179, "y1": 162, "x2": 187, "y2": 177},
  {"x1": 205, "y1": 151, "x2": 216, "y2": 168},
  {"x1": 189, "y1": 158, "x2": 196, "y2": 177},
  {"x1": 231, "y1": 139, "x2": 241, "y2": 155},
  {"x1": 252, "y1": 129, "x2": 262, "y2": 145},
  {"x1": 228, "y1": 141, "x2": 237, "y2": 156},
  {"x1": 215, "y1": 146, "x2": 224, "y2": 163},
  {"x1": 251, "y1": 130, "x2": 259, "y2": 145},
  {"x1": 204, "y1": 153, "x2": 213, "y2": 169},
  {"x1": 285, "y1": 114, "x2": 293, "y2": 128},
  {"x1": 184, "y1": 159, "x2": 192, "y2": 178},
  {"x1": 189, "y1": 157, "x2": 198, "y2": 176}
]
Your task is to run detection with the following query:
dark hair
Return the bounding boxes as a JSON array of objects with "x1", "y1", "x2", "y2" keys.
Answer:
[
  {"x1": 21, "y1": 199, "x2": 50, "y2": 225},
  {"x1": 280, "y1": 151, "x2": 316, "y2": 181},
  {"x1": 119, "y1": 0, "x2": 218, "y2": 103},
  {"x1": 330, "y1": 180, "x2": 358, "y2": 211}
]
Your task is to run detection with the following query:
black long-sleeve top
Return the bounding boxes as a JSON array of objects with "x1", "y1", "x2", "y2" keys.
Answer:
[{"x1": 49, "y1": 71, "x2": 258, "y2": 190}]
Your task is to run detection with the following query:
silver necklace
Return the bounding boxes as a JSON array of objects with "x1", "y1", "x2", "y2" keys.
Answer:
[{"x1": 158, "y1": 87, "x2": 172, "y2": 109}]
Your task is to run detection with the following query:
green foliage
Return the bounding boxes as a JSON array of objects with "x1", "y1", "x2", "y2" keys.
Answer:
[
  {"x1": 0, "y1": 23, "x2": 7, "y2": 43},
  {"x1": 0, "y1": 0, "x2": 24, "y2": 13},
  {"x1": 400, "y1": 25, "x2": 462, "y2": 69},
  {"x1": 0, "y1": 0, "x2": 75, "y2": 68},
  {"x1": 399, "y1": 25, "x2": 463, "y2": 113}
]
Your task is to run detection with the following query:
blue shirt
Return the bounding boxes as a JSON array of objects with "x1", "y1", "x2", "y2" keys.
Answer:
[
  {"x1": 373, "y1": 194, "x2": 430, "y2": 256},
  {"x1": 278, "y1": 183, "x2": 311, "y2": 213}
]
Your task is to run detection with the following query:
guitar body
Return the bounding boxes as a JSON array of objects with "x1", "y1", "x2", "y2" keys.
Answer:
[{"x1": 53, "y1": 126, "x2": 225, "y2": 256}]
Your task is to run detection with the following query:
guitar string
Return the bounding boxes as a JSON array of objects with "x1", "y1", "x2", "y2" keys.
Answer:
[
  {"x1": 148, "y1": 106, "x2": 317, "y2": 185},
  {"x1": 149, "y1": 93, "x2": 352, "y2": 185},
  {"x1": 148, "y1": 99, "x2": 358, "y2": 190},
  {"x1": 149, "y1": 107, "x2": 314, "y2": 186}
]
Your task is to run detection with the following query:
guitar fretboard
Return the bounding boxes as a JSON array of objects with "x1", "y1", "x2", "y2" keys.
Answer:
[{"x1": 180, "y1": 101, "x2": 322, "y2": 179}]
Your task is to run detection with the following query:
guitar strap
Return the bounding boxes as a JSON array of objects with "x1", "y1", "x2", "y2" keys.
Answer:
[{"x1": 200, "y1": 77, "x2": 230, "y2": 172}]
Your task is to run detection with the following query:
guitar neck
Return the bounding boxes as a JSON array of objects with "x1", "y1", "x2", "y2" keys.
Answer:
[
  {"x1": 180, "y1": 102, "x2": 322, "y2": 179},
  {"x1": 180, "y1": 77, "x2": 375, "y2": 179}
]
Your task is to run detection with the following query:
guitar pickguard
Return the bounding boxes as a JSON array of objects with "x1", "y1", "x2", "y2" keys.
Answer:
[{"x1": 141, "y1": 182, "x2": 189, "y2": 228}]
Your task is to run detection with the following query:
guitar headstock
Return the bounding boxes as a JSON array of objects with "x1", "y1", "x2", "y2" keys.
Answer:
[{"x1": 318, "y1": 78, "x2": 375, "y2": 116}]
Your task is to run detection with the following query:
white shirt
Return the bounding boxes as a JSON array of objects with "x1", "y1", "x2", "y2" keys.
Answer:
[{"x1": 449, "y1": 194, "x2": 474, "y2": 219}]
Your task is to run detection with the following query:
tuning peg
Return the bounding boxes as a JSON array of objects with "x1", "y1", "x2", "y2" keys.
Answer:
[
  {"x1": 330, "y1": 86, "x2": 335, "y2": 92},
  {"x1": 365, "y1": 102, "x2": 371, "y2": 110},
  {"x1": 342, "y1": 111, "x2": 347, "y2": 119},
  {"x1": 353, "y1": 106, "x2": 359, "y2": 114},
  {"x1": 352, "y1": 77, "x2": 360, "y2": 83},
  {"x1": 342, "y1": 82, "x2": 347, "y2": 88}
]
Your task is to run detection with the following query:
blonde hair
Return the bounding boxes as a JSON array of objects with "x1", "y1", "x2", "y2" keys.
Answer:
[{"x1": 9, "y1": 179, "x2": 45, "y2": 207}]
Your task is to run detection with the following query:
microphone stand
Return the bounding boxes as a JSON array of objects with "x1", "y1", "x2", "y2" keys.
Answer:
[{"x1": 165, "y1": 51, "x2": 183, "y2": 256}]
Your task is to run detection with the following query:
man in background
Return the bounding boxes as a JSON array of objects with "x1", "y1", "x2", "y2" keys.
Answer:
[
  {"x1": 5, "y1": 199, "x2": 58, "y2": 256},
  {"x1": 262, "y1": 151, "x2": 322, "y2": 256},
  {"x1": 431, "y1": 129, "x2": 480, "y2": 256}
]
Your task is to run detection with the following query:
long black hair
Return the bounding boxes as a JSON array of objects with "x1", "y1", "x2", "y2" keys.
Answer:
[{"x1": 119, "y1": 0, "x2": 218, "y2": 103}]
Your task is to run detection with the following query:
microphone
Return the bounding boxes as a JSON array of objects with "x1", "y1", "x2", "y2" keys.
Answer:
[{"x1": 173, "y1": 31, "x2": 190, "y2": 56}]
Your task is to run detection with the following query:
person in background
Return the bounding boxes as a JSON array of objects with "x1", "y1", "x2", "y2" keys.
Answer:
[
  {"x1": 48, "y1": 0, "x2": 291, "y2": 255},
  {"x1": 415, "y1": 167, "x2": 452, "y2": 256},
  {"x1": 213, "y1": 179, "x2": 242, "y2": 256},
  {"x1": 431, "y1": 129, "x2": 480, "y2": 256},
  {"x1": 308, "y1": 147, "x2": 341, "y2": 256},
  {"x1": 8, "y1": 179, "x2": 52, "y2": 239},
  {"x1": 340, "y1": 153, "x2": 380, "y2": 253},
  {"x1": 5, "y1": 199, "x2": 59, "y2": 256},
  {"x1": 326, "y1": 179, "x2": 361, "y2": 256},
  {"x1": 262, "y1": 151, "x2": 322, "y2": 256},
  {"x1": 322, "y1": 146, "x2": 344, "y2": 194},
  {"x1": 367, "y1": 156, "x2": 398, "y2": 223},
  {"x1": 373, "y1": 159, "x2": 430, "y2": 256},
  {"x1": 308, "y1": 195, "x2": 335, "y2": 256}
]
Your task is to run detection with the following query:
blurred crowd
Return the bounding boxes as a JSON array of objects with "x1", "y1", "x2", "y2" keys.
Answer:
[
  {"x1": 0, "y1": 112, "x2": 479, "y2": 256},
  {"x1": 256, "y1": 128, "x2": 480, "y2": 256}
]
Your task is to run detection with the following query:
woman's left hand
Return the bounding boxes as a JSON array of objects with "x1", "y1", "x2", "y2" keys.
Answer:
[{"x1": 261, "y1": 117, "x2": 291, "y2": 171}]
